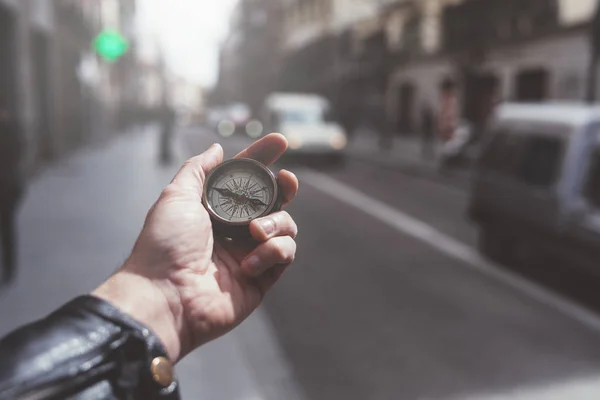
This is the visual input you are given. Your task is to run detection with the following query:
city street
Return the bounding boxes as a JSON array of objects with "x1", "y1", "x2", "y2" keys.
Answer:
[
  {"x1": 3, "y1": 127, "x2": 600, "y2": 399},
  {"x1": 183, "y1": 127, "x2": 600, "y2": 400}
]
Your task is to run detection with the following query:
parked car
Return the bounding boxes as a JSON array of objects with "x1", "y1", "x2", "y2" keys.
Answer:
[
  {"x1": 468, "y1": 102, "x2": 600, "y2": 272},
  {"x1": 261, "y1": 92, "x2": 347, "y2": 161}
]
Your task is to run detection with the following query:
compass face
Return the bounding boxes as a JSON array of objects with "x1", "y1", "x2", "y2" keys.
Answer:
[{"x1": 204, "y1": 159, "x2": 278, "y2": 225}]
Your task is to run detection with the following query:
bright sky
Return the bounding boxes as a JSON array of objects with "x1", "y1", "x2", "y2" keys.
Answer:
[{"x1": 136, "y1": 0, "x2": 239, "y2": 88}]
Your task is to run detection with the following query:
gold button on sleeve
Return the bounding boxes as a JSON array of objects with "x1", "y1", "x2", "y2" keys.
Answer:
[{"x1": 151, "y1": 356, "x2": 174, "y2": 388}]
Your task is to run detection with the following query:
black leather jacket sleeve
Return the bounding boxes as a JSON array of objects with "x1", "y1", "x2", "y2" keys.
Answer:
[{"x1": 0, "y1": 296, "x2": 180, "y2": 400}]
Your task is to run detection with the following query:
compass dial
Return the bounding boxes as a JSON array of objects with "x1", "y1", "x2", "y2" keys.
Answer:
[{"x1": 203, "y1": 159, "x2": 279, "y2": 226}]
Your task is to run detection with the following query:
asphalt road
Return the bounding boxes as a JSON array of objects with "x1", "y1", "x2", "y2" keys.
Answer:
[
  {"x1": 182, "y1": 127, "x2": 600, "y2": 400},
  {"x1": 2, "y1": 126, "x2": 600, "y2": 400}
]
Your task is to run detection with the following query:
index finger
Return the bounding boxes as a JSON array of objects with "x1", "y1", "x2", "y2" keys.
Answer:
[{"x1": 235, "y1": 133, "x2": 288, "y2": 166}]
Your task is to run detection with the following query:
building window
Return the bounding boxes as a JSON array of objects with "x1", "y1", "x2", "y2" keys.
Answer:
[
  {"x1": 386, "y1": 11, "x2": 406, "y2": 51},
  {"x1": 514, "y1": 68, "x2": 550, "y2": 102}
]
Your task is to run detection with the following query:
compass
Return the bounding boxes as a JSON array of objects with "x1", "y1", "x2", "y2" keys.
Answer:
[{"x1": 202, "y1": 158, "x2": 283, "y2": 238}]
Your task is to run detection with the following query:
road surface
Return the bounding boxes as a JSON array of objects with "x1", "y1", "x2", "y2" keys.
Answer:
[{"x1": 2, "y1": 126, "x2": 600, "y2": 400}]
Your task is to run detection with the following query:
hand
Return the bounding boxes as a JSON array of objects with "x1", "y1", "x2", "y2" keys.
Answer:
[{"x1": 93, "y1": 134, "x2": 299, "y2": 362}]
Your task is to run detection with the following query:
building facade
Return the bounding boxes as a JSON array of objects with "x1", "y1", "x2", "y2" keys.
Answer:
[
  {"x1": 387, "y1": 0, "x2": 600, "y2": 138},
  {"x1": 278, "y1": 0, "x2": 393, "y2": 134},
  {"x1": 269, "y1": 0, "x2": 600, "y2": 140},
  {"x1": 213, "y1": 0, "x2": 284, "y2": 114},
  {"x1": 0, "y1": 0, "x2": 140, "y2": 174},
  {"x1": 0, "y1": 0, "x2": 56, "y2": 169}
]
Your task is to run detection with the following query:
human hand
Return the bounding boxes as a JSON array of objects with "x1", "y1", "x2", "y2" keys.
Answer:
[{"x1": 93, "y1": 134, "x2": 299, "y2": 362}]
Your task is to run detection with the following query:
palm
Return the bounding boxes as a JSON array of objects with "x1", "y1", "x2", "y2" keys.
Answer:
[{"x1": 143, "y1": 188, "x2": 263, "y2": 351}]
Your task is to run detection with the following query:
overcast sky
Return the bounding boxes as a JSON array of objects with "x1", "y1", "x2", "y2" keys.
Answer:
[{"x1": 137, "y1": 0, "x2": 238, "y2": 88}]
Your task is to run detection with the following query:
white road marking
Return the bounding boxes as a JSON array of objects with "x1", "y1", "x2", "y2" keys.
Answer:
[
  {"x1": 300, "y1": 169, "x2": 600, "y2": 333},
  {"x1": 457, "y1": 375, "x2": 600, "y2": 400}
]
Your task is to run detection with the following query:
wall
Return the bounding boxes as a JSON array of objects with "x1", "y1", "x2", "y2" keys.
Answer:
[
  {"x1": 330, "y1": 0, "x2": 378, "y2": 33},
  {"x1": 482, "y1": 31, "x2": 591, "y2": 101},
  {"x1": 29, "y1": 0, "x2": 54, "y2": 31},
  {"x1": 284, "y1": 0, "x2": 380, "y2": 52},
  {"x1": 388, "y1": 57, "x2": 454, "y2": 129},
  {"x1": 387, "y1": 30, "x2": 596, "y2": 133},
  {"x1": 558, "y1": 0, "x2": 598, "y2": 26}
]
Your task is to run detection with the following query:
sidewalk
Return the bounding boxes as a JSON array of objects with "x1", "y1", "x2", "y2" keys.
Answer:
[
  {"x1": 346, "y1": 129, "x2": 473, "y2": 191},
  {"x1": 0, "y1": 128, "x2": 302, "y2": 400}
]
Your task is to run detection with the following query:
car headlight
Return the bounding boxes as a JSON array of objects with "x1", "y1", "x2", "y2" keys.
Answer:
[
  {"x1": 246, "y1": 120, "x2": 263, "y2": 138},
  {"x1": 287, "y1": 133, "x2": 303, "y2": 150},
  {"x1": 217, "y1": 120, "x2": 235, "y2": 137},
  {"x1": 330, "y1": 131, "x2": 347, "y2": 150}
]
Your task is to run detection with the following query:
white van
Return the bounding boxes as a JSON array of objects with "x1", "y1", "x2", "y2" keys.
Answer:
[
  {"x1": 469, "y1": 102, "x2": 600, "y2": 272},
  {"x1": 261, "y1": 93, "x2": 348, "y2": 159}
]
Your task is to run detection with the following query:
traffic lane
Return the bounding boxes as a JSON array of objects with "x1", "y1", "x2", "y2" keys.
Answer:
[
  {"x1": 182, "y1": 127, "x2": 600, "y2": 397},
  {"x1": 307, "y1": 155, "x2": 600, "y2": 327},
  {"x1": 181, "y1": 128, "x2": 600, "y2": 321},
  {"x1": 180, "y1": 127, "x2": 252, "y2": 159},
  {"x1": 182, "y1": 128, "x2": 600, "y2": 319},
  {"x1": 263, "y1": 179, "x2": 600, "y2": 400},
  {"x1": 320, "y1": 157, "x2": 477, "y2": 247}
]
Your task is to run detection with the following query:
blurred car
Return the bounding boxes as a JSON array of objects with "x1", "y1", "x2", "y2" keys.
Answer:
[
  {"x1": 468, "y1": 102, "x2": 600, "y2": 272},
  {"x1": 206, "y1": 107, "x2": 228, "y2": 129},
  {"x1": 261, "y1": 92, "x2": 347, "y2": 161},
  {"x1": 208, "y1": 104, "x2": 262, "y2": 138},
  {"x1": 227, "y1": 103, "x2": 252, "y2": 135}
]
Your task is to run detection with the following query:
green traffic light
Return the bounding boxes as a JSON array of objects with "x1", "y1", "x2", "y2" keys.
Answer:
[{"x1": 93, "y1": 31, "x2": 128, "y2": 62}]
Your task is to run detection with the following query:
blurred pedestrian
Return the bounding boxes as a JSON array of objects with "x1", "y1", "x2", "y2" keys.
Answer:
[
  {"x1": 438, "y1": 79, "x2": 459, "y2": 144},
  {"x1": 420, "y1": 103, "x2": 436, "y2": 160},
  {"x1": 159, "y1": 103, "x2": 177, "y2": 165},
  {"x1": 0, "y1": 103, "x2": 24, "y2": 283}
]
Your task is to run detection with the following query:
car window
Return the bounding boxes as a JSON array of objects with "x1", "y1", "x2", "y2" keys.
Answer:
[
  {"x1": 481, "y1": 125, "x2": 566, "y2": 188},
  {"x1": 481, "y1": 128, "x2": 525, "y2": 175},
  {"x1": 517, "y1": 135, "x2": 564, "y2": 188},
  {"x1": 583, "y1": 148, "x2": 600, "y2": 210},
  {"x1": 280, "y1": 109, "x2": 324, "y2": 125}
]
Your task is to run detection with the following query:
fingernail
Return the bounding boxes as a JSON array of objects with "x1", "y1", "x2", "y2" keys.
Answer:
[
  {"x1": 258, "y1": 219, "x2": 275, "y2": 236},
  {"x1": 245, "y1": 255, "x2": 261, "y2": 272}
]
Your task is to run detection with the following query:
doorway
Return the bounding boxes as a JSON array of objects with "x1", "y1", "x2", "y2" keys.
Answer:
[
  {"x1": 515, "y1": 68, "x2": 549, "y2": 102},
  {"x1": 462, "y1": 71, "x2": 500, "y2": 141}
]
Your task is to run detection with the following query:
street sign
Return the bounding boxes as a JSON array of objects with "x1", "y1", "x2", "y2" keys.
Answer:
[{"x1": 93, "y1": 31, "x2": 128, "y2": 62}]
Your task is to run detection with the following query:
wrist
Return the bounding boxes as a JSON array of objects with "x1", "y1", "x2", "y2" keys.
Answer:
[{"x1": 92, "y1": 267, "x2": 183, "y2": 362}]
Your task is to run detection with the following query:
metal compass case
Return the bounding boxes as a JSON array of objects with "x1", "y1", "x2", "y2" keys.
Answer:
[{"x1": 202, "y1": 159, "x2": 283, "y2": 238}]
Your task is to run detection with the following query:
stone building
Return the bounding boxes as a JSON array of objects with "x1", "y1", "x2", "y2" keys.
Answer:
[
  {"x1": 214, "y1": 0, "x2": 285, "y2": 114},
  {"x1": 0, "y1": 0, "x2": 56, "y2": 169},
  {"x1": 0, "y1": 0, "x2": 140, "y2": 173},
  {"x1": 386, "y1": 0, "x2": 600, "y2": 137}
]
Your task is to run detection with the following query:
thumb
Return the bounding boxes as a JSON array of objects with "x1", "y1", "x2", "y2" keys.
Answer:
[{"x1": 171, "y1": 143, "x2": 223, "y2": 188}]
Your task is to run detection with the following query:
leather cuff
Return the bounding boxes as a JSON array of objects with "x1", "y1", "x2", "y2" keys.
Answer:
[
  {"x1": 0, "y1": 295, "x2": 181, "y2": 399},
  {"x1": 74, "y1": 295, "x2": 180, "y2": 398}
]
